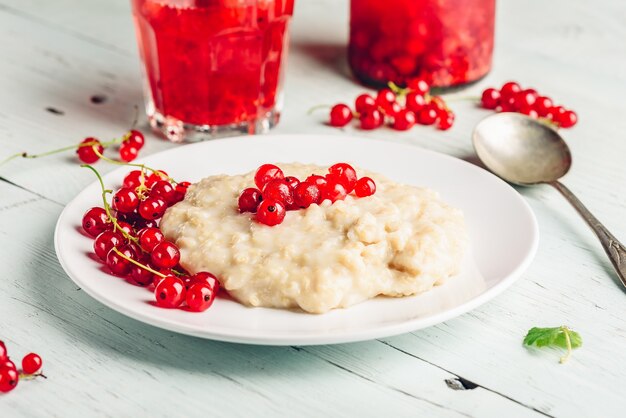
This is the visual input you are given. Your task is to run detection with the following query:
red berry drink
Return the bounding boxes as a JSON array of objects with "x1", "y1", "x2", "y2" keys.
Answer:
[
  {"x1": 349, "y1": 0, "x2": 495, "y2": 88},
  {"x1": 131, "y1": 0, "x2": 295, "y2": 142}
]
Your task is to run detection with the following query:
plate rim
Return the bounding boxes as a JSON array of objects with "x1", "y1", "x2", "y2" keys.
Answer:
[{"x1": 54, "y1": 134, "x2": 539, "y2": 345}]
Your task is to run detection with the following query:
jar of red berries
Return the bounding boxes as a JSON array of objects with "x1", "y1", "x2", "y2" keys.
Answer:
[{"x1": 349, "y1": 0, "x2": 496, "y2": 89}]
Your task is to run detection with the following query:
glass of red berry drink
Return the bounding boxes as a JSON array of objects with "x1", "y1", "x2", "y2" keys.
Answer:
[
  {"x1": 131, "y1": 0, "x2": 295, "y2": 142},
  {"x1": 349, "y1": 0, "x2": 495, "y2": 89}
]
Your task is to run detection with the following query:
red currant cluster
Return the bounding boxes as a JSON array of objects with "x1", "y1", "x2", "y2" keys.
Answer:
[
  {"x1": 77, "y1": 129, "x2": 146, "y2": 164},
  {"x1": 81, "y1": 165, "x2": 219, "y2": 312},
  {"x1": 328, "y1": 78, "x2": 455, "y2": 131},
  {"x1": 480, "y1": 82, "x2": 578, "y2": 128},
  {"x1": 0, "y1": 341, "x2": 44, "y2": 393},
  {"x1": 238, "y1": 163, "x2": 377, "y2": 226}
]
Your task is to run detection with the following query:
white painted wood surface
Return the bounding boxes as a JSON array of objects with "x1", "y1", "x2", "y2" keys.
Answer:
[{"x1": 1, "y1": 0, "x2": 625, "y2": 416}]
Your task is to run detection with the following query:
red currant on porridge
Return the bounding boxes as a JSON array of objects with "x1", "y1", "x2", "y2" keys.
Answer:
[
  {"x1": 254, "y1": 164, "x2": 284, "y2": 190},
  {"x1": 256, "y1": 199, "x2": 286, "y2": 226}
]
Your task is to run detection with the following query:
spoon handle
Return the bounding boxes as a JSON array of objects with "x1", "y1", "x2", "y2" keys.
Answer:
[{"x1": 550, "y1": 180, "x2": 626, "y2": 288}]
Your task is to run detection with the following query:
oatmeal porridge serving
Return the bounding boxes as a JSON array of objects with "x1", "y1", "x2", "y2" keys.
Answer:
[{"x1": 159, "y1": 163, "x2": 468, "y2": 314}]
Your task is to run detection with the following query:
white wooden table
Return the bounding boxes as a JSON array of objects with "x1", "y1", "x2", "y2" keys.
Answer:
[{"x1": 1, "y1": 0, "x2": 625, "y2": 416}]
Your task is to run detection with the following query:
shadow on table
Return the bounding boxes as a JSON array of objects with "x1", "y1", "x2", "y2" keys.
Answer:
[{"x1": 290, "y1": 40, "x2": 354, "y2": 84}]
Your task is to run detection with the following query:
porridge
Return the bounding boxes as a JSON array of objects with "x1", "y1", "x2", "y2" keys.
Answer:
[{"x1": 159, "y1": 163, "x2": 467, "y2": 314}]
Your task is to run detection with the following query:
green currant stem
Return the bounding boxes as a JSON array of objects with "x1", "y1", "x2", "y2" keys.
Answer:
[
  {"x1": 559, "y1": 326, "x2": 573, "y2": 364},
  {"x1": 112, "y1": 247, "x2": 166, "y2": 278},
  {"x1": 19, "y1": 372, "x2": 47, "y2": 380},
  {"x1": 81, "y1": 164, "x2": 138, "y2": 244},
  {"x1": 387, "y1": 81, "x2": 409, "y2": 97},
  {"x1": 0, "y1": 137, "x2": 127, "y2": 169},
  {"x1": 92, "y1": 148, "x2": 179, "y2": 185},
  {"x1": 442, "y1": 95, "x2": 480, "y2": 103},
  {"x1": 307, "y1": 104, "x2": 332, "y2": 115}
]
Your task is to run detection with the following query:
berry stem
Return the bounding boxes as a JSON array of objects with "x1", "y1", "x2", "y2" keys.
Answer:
[
  {"x1": 307, "y1": 104, "x2": 332, "y2": 115},
  {"x1": 18, "y1": 372, "x2": 47, "y2": 380},
  {"x1": 112, "y1": 247, "x2": 166, "y2": 278},
  {"x1": 0, "y1": 137, "x2": 128, "y2": 169},
  {"x1": 81, "y1": 164, "x2": 139, "y2": 244},
  {"x1": 92, "y1": 148, "x2": 179, "y2": 185},
  {"x1": 559, "y1": 326, "x2": 573, "y2": 364}
]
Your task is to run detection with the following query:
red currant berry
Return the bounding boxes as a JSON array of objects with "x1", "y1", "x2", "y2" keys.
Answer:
[
  {"x1": 284, "y1": 176, "x2": 301, "y2": 191},
  {"x1": 533, "y1": 96, "x2": 553, "y2": 117},
  {"x1": 115, "y1": 221, "x2": 135, "y2": 238},
  {"x1": 428, "y1": 96, "x2": 446, "y2": 112},
  {"x1": 106, "y1": 245, "x2": 135, "y2": 276},
  {"x1": 129, "y1": 261, "x2": 154, "y2": 286},
  {"x1": 137, "y1": 227, "x2": 164, "y2": 252},
  {"x1": 123, "y1": 170, "x2": 144, "y2": 189},
  {"x1": 172, "y1": 181, "x2": 191, "y2": 203},
  {"x1": 186, "y1": 283, "x2": 217, "y2": 312},
  {"x1": 437, "y1": 110, "x2": 455, "y2": 130},
  {"x1": 417, "y1": 106, "x2": 438, "y2": 125},
  {"x1": 0, "y1": 367, "x2": 18, "y2": 393},
  {"x1": 238, "y1": 188, "x2": 263, "y2": 213},
  {"x1": 154, "y1": 275, "x2": 186, "y2": 309},
  {"x1": 94, "y1": 230, "x2": 124, "y2": 261},
  {"x1": 138, "y1": 197, "x2": 167, "y2": 220},
  {"x1": 546, "y1": 105, "x2": 566, "y2": 121},
  {"x1": 127, "y1": 130, "x2": 145, "y2": 149},
  {"x1": 321, "y1": 180, "x2": 347, "y2": 203},
  {"x1": 481, "y1": 88, "x2": 500, "y2": 109},
  {"x1": 405, "y1": 92, "x2": 427, "y2": 113},
  {"x1": 119, "y1": 144, "x2": 139, "y2": 162},
  {"x1": 262, "y1": 179, "x2": 295, "y2": 207},
  {"x1": 1, "y1": 359, "x2": 16, "y2": 371},
  {"x1": 376, "y1": 88, "x2": 396, "y2": 109},
  {"x1": 354, "y1": 177, "x2": 376, "y2": 197},
  {"x1": 145, "y1": 171, "x2": 169, "y2": 189},
  {"x1": 82, "y1": 207, "x2": 110, "y2": 238},
  {"x1": 519, "y1": 105, "x2": 539, "y2": 118},
  {"x1": 151, "y1": 241, "x2": 180, "y2": 269},
  {"x1": 499, "y1": 96, "x2": 517, "y2": 112},
  {"x1": 355, "y1": 94, "x2": 376, "y2": 113},
  {"x1": 558, "y1": 109, "x2": 578, "y2": 128},
  {"x1": 408, "y1": 77, "x2": 430, "y2": 95},
  {"x1": 359, "y1": 108, "x2": 383, "y2": 130},
  {"x1": 254, "y1": 164, "x2": 284, "y2": 190},
  {"x1": 513, "y1": 90, "x2": 537, "y2": 110},
  {"x1": 112, "y1": 188, "x2": 139, "y2": 213},
  {"x1": 21, "y1": 353, "x2": 42, "y2": 375},
  {"x1": 152, "y1": 268, "x2": 172, "y2": 287},
  {"x1": 150, "y1": 180, "x2": 177, "y2": 205},
  {"x1": 382, "y1": 101, "x2": 402, "y2": 118},
  {"x1": 392, "y1": 109, "x2": 416, "y2": 131},
  {"x1": 76, "y1": 138, "x2": 104, "y2": 164},
  {"x1": 256, "y1": 199, "x2": 286, "y2": 226},
  {"x1": 328, "y1": 163, "x2": 358, "y2": 193},
  {"x1": 305, "y1": 175, "x2": 328, "y2": 194},
  {"x1": 293, "y1": 181, "x2": 322, "y2": 209},
  {"x1": 329, "y1": 104, "x2": 353, "y2": 127},
  {"x1": 500, "y1": 81, "x2": 522, "y2": 100},
  {"x1": 193, "y1": 271, "x2": 220, "y2": 291},
  {"x1": 0, "y1": 341, "x2": 7, "y2": 362}
]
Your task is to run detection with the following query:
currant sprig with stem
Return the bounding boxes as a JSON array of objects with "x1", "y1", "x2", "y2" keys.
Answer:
[
  {"x1": 0, "y1": 135, "x2": 130, "y2": 168},
  {"x1": 111, "y1": 247, "x2": 186, "y2": 278},
  {"x1": 81, "y1": 164, "x2": 139, "y2": 244},
  {"x1": 91, "y1": 147, "x2": 179, "y2": 185}
]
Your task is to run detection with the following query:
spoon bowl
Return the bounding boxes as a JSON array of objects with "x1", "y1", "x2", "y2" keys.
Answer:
[
  {"x1": 472, "y1": 112, "x2": 572, "y2": 185},
  {"x1": 472, "y1": 112, "x2": 626, "y2": 289}
]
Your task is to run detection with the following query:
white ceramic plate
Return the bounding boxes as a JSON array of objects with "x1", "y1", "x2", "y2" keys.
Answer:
[{"x1": 55, "y1": 135, "x2": 538, "y2": 345}]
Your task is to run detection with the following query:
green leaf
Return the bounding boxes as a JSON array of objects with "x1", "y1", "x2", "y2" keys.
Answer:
[{"x1": 523, "y1": 326, "x2": 582, "y2": 363}]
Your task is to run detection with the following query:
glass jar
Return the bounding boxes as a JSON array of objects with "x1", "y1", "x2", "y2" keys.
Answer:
[
  {"x1": 349, "y1": 0, "x2": 495, "y2": 89},
  {"x1": 131, "y1": 0, "x2": 295, "y2": 142}
]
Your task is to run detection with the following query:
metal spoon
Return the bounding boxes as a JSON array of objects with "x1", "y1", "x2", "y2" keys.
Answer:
[{"x1": 472, "y1": 112, "x2": 626, "y2": 288}]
